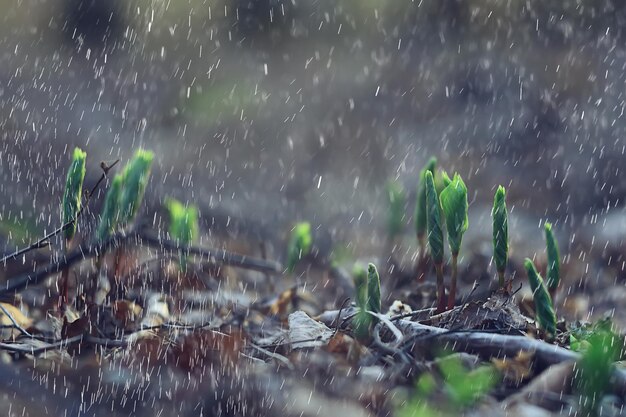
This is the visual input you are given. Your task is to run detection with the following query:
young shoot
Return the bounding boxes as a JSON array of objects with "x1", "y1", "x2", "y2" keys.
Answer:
[
  {"x1": 386, "y1": 180, "x2": 406, "y2": 242},
  {"x1": 544, "y1": 222, "x2": 560, "y2": 299},
  {"x1": 166, "y1": 198, "x2": 199, "y2": 273},
  {"x1": 366, "y1": 263, "x2": 381, "y2": 315},
  {"x1": 524, "y1": 258, "x2": 556, "y2": 337},
  {"x1": 62, "y1": 147, "x2": 87, "y2": 242},
  {"x1": 286, "y1": 222, "x2": 312, "y2": 273},
  {"x1": 95, "y1": 174, "x2": 123, "y2": 242},
  {"x1": 425, "y1": 170, "x2": 446, "y2": 313},
  {"x1": 492, "y1": 186, "x2": 509, "y2": 289},
  {"x1": 118, "y1": 149, "x2": 154, "y2": 226},
  {"x1": 352, "y1": 264, "x2": 371, "y2": 340},
  {"x1": 415, "y1": 157, "x2": 437, "y2": 251},
  {"x1": 439, "y1": 173, "x2": 468, "y2": 310}
]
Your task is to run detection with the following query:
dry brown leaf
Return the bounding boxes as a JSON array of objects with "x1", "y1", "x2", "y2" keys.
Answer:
[
  {"x1": 172, "y1": 329, "x2": 246, "y2": 373},
  {"x1": 492, "y1": 350, "x2": 535, "y2": 386},
  {"x1": 325, "y1": 332, "x2": 365, "y2": 363},
  {"x1": 269, "y1": 287, "x2": 297, "y2": 317},
  {"x1": 112, "y1": 300, "x2": 143, "y2": 330}
]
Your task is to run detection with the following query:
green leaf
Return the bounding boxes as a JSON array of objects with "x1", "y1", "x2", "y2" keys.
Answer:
[
  {"x1": 62, "y1": 147, "x2": 87, "y2": 241},
  {"x1": 439, "y1": 173, "x2": 468, "y2": 255},
  {"x1": 95, "y1": 174, "x2": 123, "y2": 242},
  {"x1": 118, "y1": 149, "x2": 154, "y2": 225},
  {"x1": 544, "y1": 222, "x2": 560, "y2": 293},
  {"x1": 425, "y1": 171, "x2": 444, "y2": 264},
  {"x1": 415, "y1": 157, "x2": 437, "y2": 240},
  {"x1": 524, "y1": 259, "x2": 557, "y2": 336},
  {"x1": 166, "y1": 198, "x2": 199, "y2": 272},
  {"x1": 576, "y1": 328, "x2": 620, "y2": 416},
  {"x1": 386, "y1": 180, "x2": 406, "y2": 239},
  {"x1": 492, "y1": 186, "x2": 509, "y2": 277},
  {"x1": 367, "y1": 263, "x2": 381, "y2": 315},
  {"x1": 286, "y1": 222, "x2": 313, "y2": 272}
]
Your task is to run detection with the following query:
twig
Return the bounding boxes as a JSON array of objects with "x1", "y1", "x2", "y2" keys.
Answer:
[
  {"x1": 392, "y1": 319, "x2": 626, "y2": 397},
  {"x1": 0, "y1": 159, "x2": 119, "y2": 264},
  {"x1": 366, "y1": 311, "x2": 403, "y2": 345},
  {"x1": 0, "y1": 304, "x2": 32, "y2": 338},
  {"x1": 249, "y1": 343, "x2": 294, "y2": 369},
  {"x1": 1, "y1": 229, "x2": 282, "y2": 295}
]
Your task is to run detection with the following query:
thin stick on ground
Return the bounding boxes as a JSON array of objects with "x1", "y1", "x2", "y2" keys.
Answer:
[{"x1": 1, "y1": 228, "x2": 282, "y2": 295}]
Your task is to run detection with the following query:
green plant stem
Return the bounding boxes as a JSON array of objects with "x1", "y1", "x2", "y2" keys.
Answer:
[
  {"x1": 435, "y1": 263, "x2": 446, "y2": 314},
  {"x1": 448, "y1": 253, "x2": 458, "y2": 310},
  {"x1": 416, "y1": 234, "x2": 427, "y2": 282},
  {"x1": 497, "y1": 269, "x2": 505, "y2": 289}
]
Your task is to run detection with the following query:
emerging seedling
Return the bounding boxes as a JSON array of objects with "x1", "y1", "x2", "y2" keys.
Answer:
[
  {"x1": 524, "y1": 258, "x2": 556, "y2": 337},
  {"x1": 425, "y1": 170, "x2": 446, "y2": 313},
  {"x1": 95, "y1": 174, "x2": 123, "y2": 242},
  {"x1": 492, "y1": 186, "x2": 509, "y2": 289},
  {"x1": 118, "y1": 149, "x2": 154, "y2": 226},
  {"x1": 544, "y1": 222, "x2": 560, "y2": 300},
  {"x1": 366, "y1": 263, "x2": 381, "y2": 315},
  {"x1": 286, "y1": 222, "x2": 312, "y2": 273},
  {"x1": 62, "y1": 147, "x2": 87, "y2": 241},
  {"x1": 60, "y1": 147, "x2": 86, "y2": 309},
  {"x1": 439, "y1": 173, "x2": 468, "y2": 310},
  {"x1": 415, "y1": 157, "x2": 437, "y2": 255},
  {"x1": 166, "y1": 198, "x2": 199, "y2": 273},
  {"x1": 352, "y1": 264, "x2": 371, "y2": 340},
  {"x1": 386, "y1": 181, "x2": 406, "y2": 242}
]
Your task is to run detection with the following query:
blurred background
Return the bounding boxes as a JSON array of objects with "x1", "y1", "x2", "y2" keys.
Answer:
[{"x1": 0, "y1": 0, "x2": 625, "y2": 323}]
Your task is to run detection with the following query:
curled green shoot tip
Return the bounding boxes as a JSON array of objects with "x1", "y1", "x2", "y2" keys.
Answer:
[
  {"x1": 415, "y1": 157, "x2": 437, "y2": 243},
  {"x1": 286, "y1": 222, "x2": 312, "y2": 273},
  {"x1": 439, "y1": 173, "x2": 468, "y2": 309},
  {"x1": 524, "y1": 258, "x2": 556, "y2": 337},
  {"x1": 96, "y1": 174, "x2": 123, "y2": 242},
  {"x1": 167, "y1": 198, "x2": 199, "y2": 273},
  {"x1": 62, "y1": 147, "x2": 87, "y2": 241},
  {"x1": 492, "y1": 186, "x2": 508, "y2": 289},
  {"x1": 119, "y1": 149, "x2": 154, "y2": 225},
  {"x1": 367, "y1": 263, "x2": 381, "y2": 315},
  {"x1": 386, "y1": 181, "x2": 406, "y2": 240},
  {"x1": 544, "y1": 222, "x2": 560, "y2": 298}
]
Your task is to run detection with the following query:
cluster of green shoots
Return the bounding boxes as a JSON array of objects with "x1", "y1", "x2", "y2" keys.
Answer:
[
  {"x1": 58, "y1": 147, "x2": 153, "y2": 307},
  {"x1": 411, "y1": 158, "x2": 561, "y2": 331},
  {"x1": 414, "y1": 158, "x2": 469, "y2": 312},
  {"x1": 94, "y1": 149, "x2": 155, "y2": 242}
]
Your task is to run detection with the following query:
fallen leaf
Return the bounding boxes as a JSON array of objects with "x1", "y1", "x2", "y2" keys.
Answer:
[
  {"x1": 112, "y1": 300, "x2": 143, "y2": 330},
  {"x1": 288, "y1": 311, "x2": 333, "y2": 349},
  {"x1": 0, "y1": 302, "x2": 32, "y2": 340},
  {"x1": 492, "y1": 350, "x2": 534, "y2": 386},
  {"x1": 172, "y1": 329, "x2": 246, "y2": 372}
]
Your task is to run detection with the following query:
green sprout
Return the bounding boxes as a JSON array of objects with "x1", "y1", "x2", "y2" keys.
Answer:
[
  {"x1": 62, "y1": 147, "x2": 87, "y2": 241},
  {"x1": 524, "y1": 258, "x2": 556, "y2": 337},
  {"x1": 492, "y1": 186, "x2": 509, "y2": 289},
  {"x1": 118, "y1": 149, "x2": 154, "y2": 225},
  {"x1": 166, "y1": 198, "x2": 199, "y2": 273},
  {"x1": 544, "y1": 222, "x2": 560, "y2": 299},
  {"x1": 386, "y1": 180, "x2": 406, "y2": 241},
  {"x1": 425, "y1": 170, "x2": 446, "y2": 313},
  {"x1": 286, "y1": 222, "x2": 312, "y2": 273},
  {"x1": 95, "y1": 174, "x2": 123, "y2": 242},
  {"x1": 366, "y1": 263, "x2": 381, "y2": 315},
  {"x1": 352, "y1": 264, "x2": 371, "y2": 340},
  {"x1": 415, "y1": 157, "x2": 437, "y2": 250},
  {"x1": 575, "y1": 327, "x2": 620, "y2": 417},
  {"x1": 439, "y1": 173, "x2": 468, "y2": 310}
]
